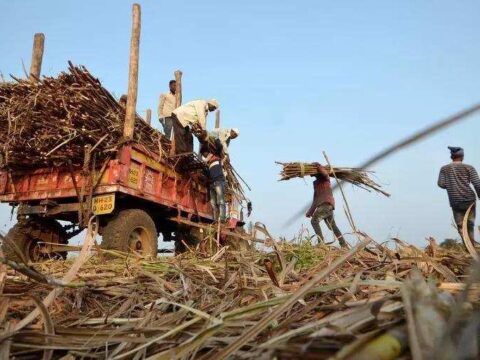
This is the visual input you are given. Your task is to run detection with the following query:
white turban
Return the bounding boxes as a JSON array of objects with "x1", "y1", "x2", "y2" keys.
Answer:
[{"x1": 207, "y1": 99, "x2": 219, "y2": 109}]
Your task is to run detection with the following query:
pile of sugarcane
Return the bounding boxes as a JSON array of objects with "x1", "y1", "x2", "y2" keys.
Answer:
[
  {"x1": 0, "y1": 62, "x2": 170, "y2": 169},
  {"x1": 1, "y1": 230, "x2": 479, "y2": 359},
  {"x1": 276, "y1": 161, "x2": 390, "y2": 196}
]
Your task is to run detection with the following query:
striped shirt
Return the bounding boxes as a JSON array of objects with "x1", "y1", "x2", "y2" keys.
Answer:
[{"x1": 438, "y1": 162, "x2": 480, "y2": 208}]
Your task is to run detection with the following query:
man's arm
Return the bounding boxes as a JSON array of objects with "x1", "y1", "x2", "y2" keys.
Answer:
[
  {"x1": 218, "y1": 131, "x2": 229, "y2": 156},
  {"x1": 437, "y1": 167, "x2": 446, "y2": 189},
  {"x1": 469, "y1": 166, "x2": 480, "y2": 198},
  {"x1": 314, "y1": 163, "x2": 330, "y2": 180},
  {"x1": 199, "y1": 103, "x2": 208, "y2": 129},
  {"x1": 306, "y1": 204, "x2": 315, "y2": 218},
  {"x1": 305, "y1": 180, "x2": 317, "y2": 218},
  {"x1": 215, "y1": 138, "x2": 223, "y2": 151},
  {"x1": 158, "y1": 94, "x2": 166, "y2": 118}
]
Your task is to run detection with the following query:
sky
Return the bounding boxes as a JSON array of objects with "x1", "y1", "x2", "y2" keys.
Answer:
[{"x1": 0, "y1": 0, "x2": 479, "y2": 247}]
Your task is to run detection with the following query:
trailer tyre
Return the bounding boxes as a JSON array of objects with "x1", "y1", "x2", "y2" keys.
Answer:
[
  {"x1": 2, "y1": 218, "x2": 68, "y2": 263},
  {"x1": 101, "y1": 209, "x2": 157, "y2": 258}
]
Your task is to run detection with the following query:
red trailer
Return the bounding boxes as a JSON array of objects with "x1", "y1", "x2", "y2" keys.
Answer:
[
  {"x1": 0, "y1": 6, "x2": 249, "y2": 262},
  {"x1": 0, "y1": 144, "x2": 243, "y2": 261}
]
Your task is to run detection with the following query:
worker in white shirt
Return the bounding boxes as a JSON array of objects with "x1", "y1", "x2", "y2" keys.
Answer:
[
  {"x1": 211, "y1": 128, "x2": 239, "y2": 157},
  {"x1": 171, "y1": 99, "x2": 219, "y2": 154},
  {"x1": 158, "y1": 80, "x2": 176, "y2": 139}
]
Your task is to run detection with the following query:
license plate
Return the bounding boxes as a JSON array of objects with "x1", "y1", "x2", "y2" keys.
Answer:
[{"x1": 92, "y1": 194, "x2": 115, "y2": 215}]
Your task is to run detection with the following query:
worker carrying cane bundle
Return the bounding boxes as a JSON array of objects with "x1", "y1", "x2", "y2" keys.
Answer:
[{"x1": 306, "y1": 163, "x2": 347, "y2": 248}]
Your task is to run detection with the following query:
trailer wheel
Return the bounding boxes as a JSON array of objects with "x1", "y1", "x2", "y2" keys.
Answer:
[
  {"x1": 101, "y1": 209, "x2": 158, "y2": 258},
  {"x1": 2, "y1": 218, "x2": 68, "y2": 263}
]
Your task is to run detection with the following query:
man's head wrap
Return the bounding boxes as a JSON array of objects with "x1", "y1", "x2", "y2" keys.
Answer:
[{"x1": 448, "y1": 146, "x2": 464, "y2": 157}]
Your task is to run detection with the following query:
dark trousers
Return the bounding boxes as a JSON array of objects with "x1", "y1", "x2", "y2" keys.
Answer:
[
  {"x1": 452, "y1": 204, "x2": 476, "y2": 242},
  {"x1": 311, "y1": 203, "x2": 346, "y2": 247},
  {"x1": 171, "y1": 116, "x2": 193, "y2": 154},
  {"x1": 160, "y1": 117, "x2": 173, "y2": 139},
  {"x1": 210, "y1": 180, "x2": 226, "y2": 221}
]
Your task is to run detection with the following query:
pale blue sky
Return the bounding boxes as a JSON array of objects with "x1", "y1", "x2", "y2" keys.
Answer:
[{"x1": 1, "y1": 1, "x2": 479, "y2": 246}]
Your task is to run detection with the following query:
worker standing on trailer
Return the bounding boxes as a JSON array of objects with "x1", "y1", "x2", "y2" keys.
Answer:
[
  {"x1": 306, "y1": 163, "x2": 347, "y2": 248},
  {"x1": 438, "y1": 146, "x2": 480, "y2": 243},
  {"x1": 171, "y1": 99, "x2": 219, "y2": 153},
  {"x1": 200, "y1": 128, "x2": 239, "y2": 223},
  {"x1": 201, "y1": 142, "x2": 227, "y2": 222},
  {"x1": 158, "y1": 80, "x2": 176, "y2": 139}
]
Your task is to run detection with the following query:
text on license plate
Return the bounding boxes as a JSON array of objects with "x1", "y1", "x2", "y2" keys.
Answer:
[{"x1": 92, "y1": 194, "x2": 115, "y2": 215}]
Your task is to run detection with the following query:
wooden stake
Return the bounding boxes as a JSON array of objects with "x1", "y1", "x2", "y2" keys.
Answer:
[
  {"x1": 123, "y1": 3, "x2": 141, "y2": 140},
  {"x1": 145, "y1": 109, "x2": 151, "y2": 125},
  {"x1": 215, "y1": 109, "x2": 221, "y2": 129},
  {"x1": 29, "y1": 33, "x2": 45, "y2": 81},
  {"x1": 174, "y1": 70, "x2": 182, "y2": 108}
]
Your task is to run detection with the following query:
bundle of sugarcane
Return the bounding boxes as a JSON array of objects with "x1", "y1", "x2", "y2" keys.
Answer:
[
  {"x1": 0, "y1": 62, "x2": 170, "y2": 170},
  {"x1": 276, "y1": 161, "x2": 390, "y2": 196}
]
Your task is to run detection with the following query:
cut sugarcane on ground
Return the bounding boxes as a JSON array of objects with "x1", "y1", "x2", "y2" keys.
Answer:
[
  {"x1": 1, "y1": 231, "x2": 479, "y2": 359},
  {"x1": 276, "y1": 161, "x2": 390, "y2": 197}
]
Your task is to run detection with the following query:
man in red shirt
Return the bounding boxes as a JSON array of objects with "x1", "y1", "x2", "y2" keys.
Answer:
[{"x1": 306, "y1": 163, "x2": 347, "y2": 247}]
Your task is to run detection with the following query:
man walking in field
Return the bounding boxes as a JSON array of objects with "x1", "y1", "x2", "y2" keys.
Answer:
[
  {"x1": 438, "y1": 146, "x2": 480, "y2": 242},
  {"x1": 306, "y1": 163, "x2": 347, "y2": 247},
  {"x1": 158, "y1": 80, "x2": 176, "y2": 139}
]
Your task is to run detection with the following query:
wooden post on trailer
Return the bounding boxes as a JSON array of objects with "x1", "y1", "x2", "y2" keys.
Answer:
[
  {"x1": 215, "y1": 109, "x2": 221, "y2": 129},
  {"x1": 29, "y1": 33, "x2": 45, "y2": 81},
  {"x1": 123, "y1": 3, "x2": 141, "y2": 140},
  {"x1": 79, "y1": 144, "x2": 92, "y2": 227},
  {"x1": 171, "y1": 70, "x2": 183, "y2": 155},
  {"x1": 174, "y1": 70, "x2": 182, "y2": 108},
  {"x1": 145, "y1": 109, "x2": 152, "y2": 125}
]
